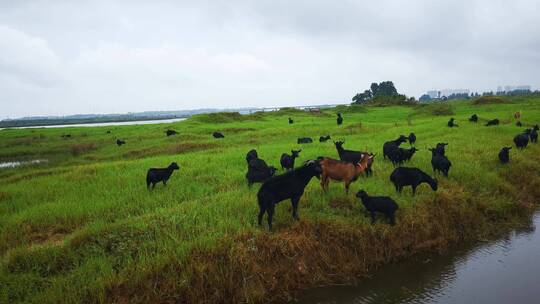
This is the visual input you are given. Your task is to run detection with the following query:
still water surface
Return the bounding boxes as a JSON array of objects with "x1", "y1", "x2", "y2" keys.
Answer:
[
  {"x1": 299, "y1": 212, "x2": 540, "y2": 304},
  {"x1": 1, "y1": 117, "x2": 186, "y2": 129}
]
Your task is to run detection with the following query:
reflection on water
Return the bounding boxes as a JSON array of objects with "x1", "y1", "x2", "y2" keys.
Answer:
[
  {"x1": 0, "y1": 159, "x2": 47, "y2": 169},
  {"x1": 0, "y1": 117, "x2": 186, "y2": 130},
  {"x1": 298, "y1": 212, "x2": 540, "y2": 304}
]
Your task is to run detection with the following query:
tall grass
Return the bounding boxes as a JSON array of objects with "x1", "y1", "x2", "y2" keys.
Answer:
[{"x1": 1, "y1": 97, "x2": 539, "y2": 303}]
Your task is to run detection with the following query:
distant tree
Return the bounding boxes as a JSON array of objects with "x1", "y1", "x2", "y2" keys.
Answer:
[
  {"x1": 376, "y1": 81, "x2": 398, "y2": 97},
  {"x1": 352, "y1": 89, "x2": 373, "y2": 104},
  {"x1": 419, "y1": 94, "x2": 432, "y2": 102},
  {"x1": 370, "y1": 83, "x2": 379, "y2": 97}
]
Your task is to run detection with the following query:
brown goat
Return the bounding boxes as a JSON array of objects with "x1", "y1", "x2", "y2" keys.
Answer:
[{"x1": 319, "y1": 154, "x2": 373, "y2": 194}]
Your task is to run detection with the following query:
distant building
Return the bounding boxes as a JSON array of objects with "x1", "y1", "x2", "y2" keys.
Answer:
[
  {"x1": 439, "y1": 89, "x2": 470, "y2": 97},
  {"x1": 426, "y1": 90, "x2": 439, "y2": 98},
  {"x1": 499, "y1": 85, "x2": 531, "y2": 93}
]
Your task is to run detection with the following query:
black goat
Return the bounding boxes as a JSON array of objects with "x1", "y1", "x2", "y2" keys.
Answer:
[
  {"x1": 246, "y1": 158, "x2": 277, "y2": 188},
  {"x1": 334, "y1": 141, "x2": 374, "y2": 177},
  {"x1": 469, "y1": 114, "x2": 478, "y2": 122},
  {"x1": 514, "y1": 131, "x2": 529, "y2": 149},
  {"x1": 485, "y1": 119, "x2": 499, "y2": 126},
  {"x1": 434, "y1": 142, "x2": 448, "y2": 156},
  {"x1": 61, "y1": 134, "x2": 71, "y2": 138},
  {"x1": 530, "y1": 128, "x2": 538, "y2": 143},
  {"x1": 383, "y1": 135, "x2": 408, "y2": 159},
  {"x1": 116, "y1": 139, "x2": 126, "y2": 146},
  {"x1": 390, "y1": 167, "x2": 438, "y2": 195},
  {"x1": 429, "y1": 148, "x2": 452, "y2": 177},
  {"x1": 516, "y1": 121, "x2": 523, "y2": 127},
  {"x1": 106, "y1": 130, "x2": 111, "y2": 134},
  {"x1": 166, "y1": 129, "x2": 178, "y2": 136},
  {"x1": 498, "y1": 147, "x2": 511, "y2": 164},
  {"x1": 246, "y1": 149, "x2": 258, "y2": 164},
  {"x1": 447, "y1": 118, "x2": 458, "y2": 127},
  {"x1": 280, "y1": 150, "x2": 301, "y2": 170},
  {"x1": 288, "y1": 117, "x2": 294, "y2": 124},
  {"x1": 319, "y1": 135, "x2": 331, "y2": 142},
  {"x1": 213, "y1": 132, "x2": 225, "y2": 138},
  {"x1": 257, "y1": 160, "x2": 322, "y2": 230},
  {"x1": 534, "y1": 124, "x2": 539, "y2": 131},
  {"x1": 389, "y1": 147, "x2": 417, "y2": 166},
  {"x1": 356, "y1": 190, "x2": 399, "y2": 225},
  {"x1": 146, "y1": 162, "x2": 180, "y2": 189},
  {"x1": 337, "y1": 113, "x2": 343, "y2": 126},
  {"x1": 297, "y1": 137, "x2": 313, "y2": 144},
  {"x1": 408, "y1": 132, "x2": 416, "y2": 145}
]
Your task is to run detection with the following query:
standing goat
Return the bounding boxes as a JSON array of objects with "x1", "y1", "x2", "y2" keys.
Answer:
[{"x1": 319, "y1": 154, "x2": 373, "y2": 194}]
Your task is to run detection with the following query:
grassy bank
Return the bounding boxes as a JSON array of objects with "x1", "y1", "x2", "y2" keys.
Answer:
[{"x1": 1, "y1": 96, "x2": 540, "y2": 303}]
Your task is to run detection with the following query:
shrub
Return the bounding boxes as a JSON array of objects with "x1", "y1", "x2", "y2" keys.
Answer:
[
  {"x1": 413, "y1": 103, "x2": 455, "y2": 116},
  {"x1": 472, "y1": 96, "x2": 507, "y2": 105}
]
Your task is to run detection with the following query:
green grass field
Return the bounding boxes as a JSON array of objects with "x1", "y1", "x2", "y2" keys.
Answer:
[{"x1": 1, "y1": 96, "x2": 540, "y2": 303}]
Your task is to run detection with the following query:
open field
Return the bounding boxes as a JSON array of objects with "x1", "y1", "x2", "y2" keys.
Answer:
[{"x1": 1, "y1": 96, "x2": 540, "y2": 303}]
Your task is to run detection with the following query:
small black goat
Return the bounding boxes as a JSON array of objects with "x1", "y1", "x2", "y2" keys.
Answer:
[
  {"x1": 334, "y1": 141, "x2": 374, "y2": 177},
  {"x1": 146, "y1": 162, "x2": 180, "y2": 189},
  {"x1": 257, "y1": 160, "x2": 322, "y2": 230},
  {"x1": 429, "y1": 148, "x2": 452, "y2": 177},
  {"x1": 246, "y1": 149, "x2": 258, "y2": 164},
  {"x1": 390, "y1": 167, "x2": 438, "y2": 195},
  {"x1": 514, "y1": 131, "x2": 529, "y2": 149},
  {"x1": 356, "y1": 190, "x2": 399, "y2": 225},
  {"x1": 319, "y1": 135, "x2": 331, "y2": 142},
  {"x1": 297, "y1": 137, "x2": 313, "y2": 144},
  {"x1": 408, "y1": 132, "x2": 416, "y2": 145},
  {"x1": 485, "y1": 119, "x2": 499, "y2": 126},
  {"x1": 213, "y1": 132, "x2": 225, "y2": 138},
  {"x1": 61, "y1": 134, "x2": 71, "y2": 138},
  {"x1": 337, "y1": 113, "x2": 343, "y2": 126},
  {"x1": 447, "y1": 118, "x2": 458, "y2": 128},
  {"x1": 498, "y1": 147, "x2": 511, "y2": 164},
  {"x1": 389, "y1": 147, "x2": 417, "y2": 166},
  {"x1": 383, "y1": 135, "x2": 408, "y2": 159},
  {"x1": 516, "y1": 121, "x2": 523, "y2": 127},
  {"x1": 281, "y1": 150, "x2": 301, "y2": 170},
  {"x1": 288, "y1": 117, "x2": 294, "y2": 124},
  {"x1": 116, "y1": 139, "x2": 126, "y2": 146},
  {"x1": 166, "y1": 129, "x2": 178, "y2": 136},
  {"x1": 469, "y1": 114, "x2": 478, "y2": 122},
  {"x1": 246, "y1": 158, "x2": 277, "y2": 188}
]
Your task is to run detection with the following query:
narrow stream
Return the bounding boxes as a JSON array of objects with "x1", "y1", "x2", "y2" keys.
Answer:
[{"x1": 298, "y1": 212, "x2": 540, "y2": 304}]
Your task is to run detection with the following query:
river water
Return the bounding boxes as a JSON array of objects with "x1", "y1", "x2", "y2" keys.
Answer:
[
  {"x1": 298, "y1": 212, "x2": 540, "y2": 304},
  {"x1": 0, "y1": 117, "x2": 186, "y2": 130}
]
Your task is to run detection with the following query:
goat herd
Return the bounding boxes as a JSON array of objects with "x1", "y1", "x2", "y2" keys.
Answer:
[{"x1": 145, "y1": 112, "x2": 539, "y2": 231}]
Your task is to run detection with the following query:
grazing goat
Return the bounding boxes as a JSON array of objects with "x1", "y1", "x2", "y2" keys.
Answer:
[
  {"x1": 514, "y1": 111, "x2": 521, "y2": 120},
  {"x1": 166, "y1": 129, "x2": 178, "y2": 136},
  {"x1": 289, "y1": 117, "x2": 294, "y2": 124},
  {"x1": 334, "y1": 141, "x2": 375, "y2": 177},
  {"x1": 106, "y1": 130, "x2": 111, "y2": 134},
  {"x1": 116, "y1": 139, "x2": 126, "y2": 146},
  {"x1": 447, "y1": 118, "x2": 458, "y2": 127},
  {"x1": 319, "y1": 135, "x2": 331, "y2": 142},
  {"x1": 408, "y1": 132, "x2": 417, "y2": 145},
  {"x1": 257, "y1": 160, "x2": 322, "y2": 230},
  {"x1": 337, "y1": 113, "x2": 343, "y2": 126},
  {"x1": 213, "y1": 132, "x2": 225, "y2": 138},
  {"x1": 530, "y1": 128, "x2": 538, "y2": 143},
  {"x1": 297, "y1": 137, "x2": 313, "y2": 144},
  {"x1": 319, "y1": 154, "x2": 373, "y2": 194},
  {"x1": 534, "y1": 124, "x2": 539, "y2": 131},
  {"x1": 246, "y1": 158, "x2": 277, "y2": 188},
  {"x1": 389, "y1": 147, "x2": 418, "y2": 166},
  {"x1": 429, "y1": 148, "x2": 452, "y2": 177},
  {"x1": 498, "y1": 147, "x2": 511, "y2": 164},
  {"x1": 516, "y1": 121, "x2": 523, "y2": 127},
  {"x1": 469, "y1": 114, "x2": 478, "y2": 122},
  {"x1": 281, "y1": 150, "x2": 301, "y2": 170},
  {"x1": 61, "y1": 134, "x2": 71, "y2": 138},
  {"x1": 390, "y1": 167, "x2": 438, "y2": 195},
  {"x1": 485, "y1": 119, "x2": 499, "y2": 126},
  {"x1": 146, "y1": 162, "x2": 180, "y2": 189},
  {"x1": 383, "y1": 135, "x2": 408, "y2": 159},
  {"x1": 246, "y1": 149, "x2": 258, "y2": 164},
  {"x1": 356, "y1": 190, "x2": 399, "y2": 225},
  {"x1": 514, "y1": 131, "x2": 529, "y2": 149}
]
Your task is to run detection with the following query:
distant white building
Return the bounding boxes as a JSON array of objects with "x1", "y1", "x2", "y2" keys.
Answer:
[
  {"x1": 426, "y1": 90, "x2": 439, "y2": 98},
  {"x1": 500, "y1": 85, "x2": 531, "y2": 92},
  {"x1": 439, "y1": 89, "x2": 470, "y2": 97}
]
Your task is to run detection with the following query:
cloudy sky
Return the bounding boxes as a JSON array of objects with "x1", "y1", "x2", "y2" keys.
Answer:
[{"x1": 1, "y1": 0, "x2": 539, "y2": 118}]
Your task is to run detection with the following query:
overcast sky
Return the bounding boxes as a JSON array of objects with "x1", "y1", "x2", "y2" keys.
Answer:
[{"x1": 1, "y1": 0, "x2": 539, "y2": 118}]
